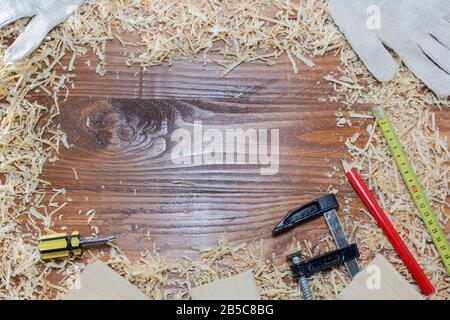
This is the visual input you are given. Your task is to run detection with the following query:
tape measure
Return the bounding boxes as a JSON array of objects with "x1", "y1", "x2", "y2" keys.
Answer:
[{"x1": 373, "y1": 106, "x2": 450, "y2": 275}]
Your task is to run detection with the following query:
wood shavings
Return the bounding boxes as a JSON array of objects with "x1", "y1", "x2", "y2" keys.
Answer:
[
  {"x1": 335, "y1": 111, "x2": 352, "y2": 127},
  {"x1": 348, "y1": 112, "x2": 374, "y2": 119},
  {"x1": 86, "y1": 210, "x2": 96, "y2": 225},
  {"x1": 91, "y1": 226, "x2": 99, "y2": 236},
  {"x1": 71, "y1": 168, "x2": 79, "y2": 180},
  {"x1": 62, "y1": 0, "x2": 326, "y2": 75},
  {"x1": 325, "y1": 75, "x2": 364, "y2": 90}
]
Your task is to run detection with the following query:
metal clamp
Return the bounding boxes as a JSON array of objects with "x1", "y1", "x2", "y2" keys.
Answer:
[
  {"x1": 273, "y1": 194, "x2": 360, "y2": 279},
  {"x1": 287, "y1": 244, "x2": 360, "y2": 300}
]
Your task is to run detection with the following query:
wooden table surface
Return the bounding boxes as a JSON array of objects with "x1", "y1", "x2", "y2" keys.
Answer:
[{"x1": 33, "y1": 40, "x2": 450, "y2": 261}]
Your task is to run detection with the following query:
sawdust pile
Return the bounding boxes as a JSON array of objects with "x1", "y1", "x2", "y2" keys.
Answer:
[
  {"x1": 0, "y1": 24, "x2": 72, "y2": 298},
  {"x1": 66, "y1": 0, "x2": 323, "y2": 76},
  {"x1": 0, "y1": 0, "x2": 448, "y2": 300}
]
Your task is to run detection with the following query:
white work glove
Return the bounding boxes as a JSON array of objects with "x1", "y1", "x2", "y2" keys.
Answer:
[
  {"x1": 329, "y1": 0, "x2": 450, "y2": 97},
  {"x1": 0, "y1": 0, "x2": 84, "y2": 63}
]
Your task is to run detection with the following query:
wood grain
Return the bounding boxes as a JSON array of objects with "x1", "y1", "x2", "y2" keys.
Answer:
[{"x1": 33, "y1": 39, "x2": 449, "y2": 262}]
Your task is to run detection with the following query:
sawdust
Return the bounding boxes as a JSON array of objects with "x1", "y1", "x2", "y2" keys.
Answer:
[{"x1": 0, "y1": 0, "x2": 448, "y2": 300}]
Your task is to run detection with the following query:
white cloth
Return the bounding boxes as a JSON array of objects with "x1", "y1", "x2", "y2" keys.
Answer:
[
  {"x1": 0, "y1": 0, "x2": 84, "y2": 63},
  {"x1": 329, "y1": 0, "x2": 450, "y2": 97}
]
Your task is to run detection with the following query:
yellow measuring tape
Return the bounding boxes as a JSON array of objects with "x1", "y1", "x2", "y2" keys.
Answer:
[{"x1": 373, "y1": 106, "x2": 450, "y2": 275}]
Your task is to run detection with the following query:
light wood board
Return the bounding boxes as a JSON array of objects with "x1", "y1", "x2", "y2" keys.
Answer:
[
  {"x1": 337, "y1": 255, "x2": 424, "y2": 300},
  {"x1": 190, "y1": 271, "x2": 260, "y2": 300},
  {"x1": 63, "y1": 260, "x2": 149, "y2": 300}
]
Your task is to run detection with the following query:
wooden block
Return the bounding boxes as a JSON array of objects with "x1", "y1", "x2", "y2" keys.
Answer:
[
  {"x1": 63, "y1": 260, "x2": 149, "y2": 300},
  {"x1": 190, "y1": 271, "x2": 260, "y2": 300},
  {"x1": 337, "y1": 254, "x2": 424, "y2": 300}
]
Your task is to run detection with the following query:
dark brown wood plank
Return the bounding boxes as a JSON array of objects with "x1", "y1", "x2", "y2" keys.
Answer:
[
  {"x1": 33, "y1": 40, "x2": 449, "y2": 261},
  {"x1": 31, "y1": 39, "x2": 336, "y2": 102}
]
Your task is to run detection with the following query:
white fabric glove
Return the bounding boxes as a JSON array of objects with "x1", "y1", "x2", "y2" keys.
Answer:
[
  {"x1": 329, "y1": 0, "x2": 450, "y2": 97},
  {"x1": 0, "y1": 0, "x2": 84, "y2": 63}
]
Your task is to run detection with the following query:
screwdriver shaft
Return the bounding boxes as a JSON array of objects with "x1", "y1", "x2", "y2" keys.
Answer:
[{"x1": 80, "y1": 236, "x2": 116, "y2": 246}]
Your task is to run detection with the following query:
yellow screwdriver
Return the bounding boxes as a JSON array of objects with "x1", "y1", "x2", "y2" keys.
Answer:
[{"x1": 38, "y1": 231, "x2": 116, "y2": 260}]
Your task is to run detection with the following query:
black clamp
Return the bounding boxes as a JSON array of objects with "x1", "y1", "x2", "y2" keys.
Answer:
[
  {"x1": 287, "y1": 244, "x2": 360, "y2": 300},
  {"x1": 288, "y1": 244, "x2": 360, "y2": 279},
  {"x1": 272, "y1": 194, "x2": 361, "y2": 299},
  {"x1": 272, "y1": 194, "x2": 339, "y2": 235}
]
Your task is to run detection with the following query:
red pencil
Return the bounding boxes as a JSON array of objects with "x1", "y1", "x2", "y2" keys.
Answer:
[{"x1": 342, "y1": 160, "x2": 434, "y2": 296}]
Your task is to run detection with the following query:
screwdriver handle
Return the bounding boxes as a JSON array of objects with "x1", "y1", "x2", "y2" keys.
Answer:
[
  {"x1": 38, "y1": 232, "x2": 115, "y2": 260},
  {"x1": 38, "y1": 232, "x2": 82, "y2": 260}
]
